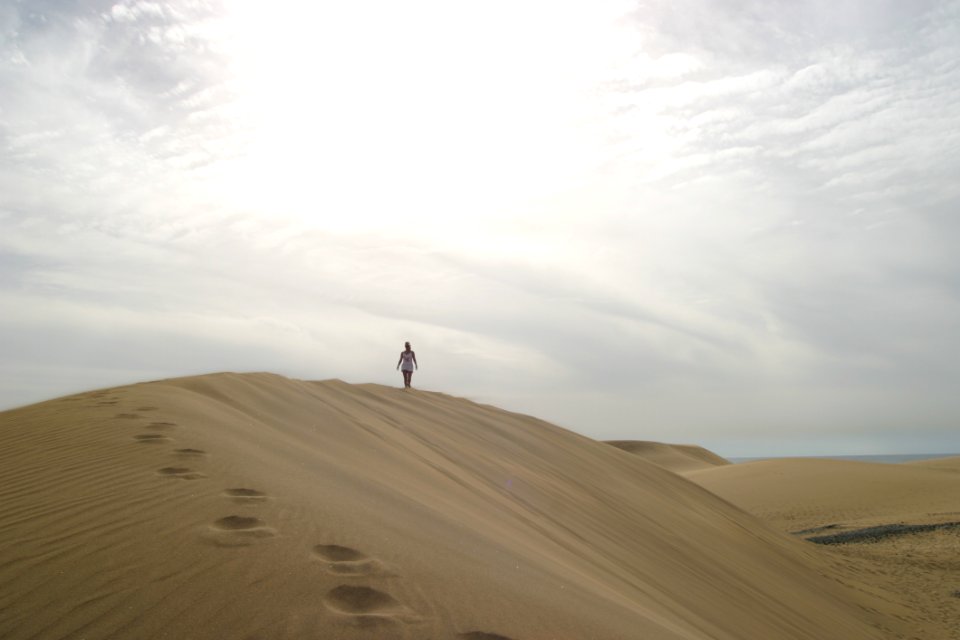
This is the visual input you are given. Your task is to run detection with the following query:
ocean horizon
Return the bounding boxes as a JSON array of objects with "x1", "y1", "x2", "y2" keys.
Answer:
[{"x1": 728, "y1": 453, "x2": 959, "y2": 464}]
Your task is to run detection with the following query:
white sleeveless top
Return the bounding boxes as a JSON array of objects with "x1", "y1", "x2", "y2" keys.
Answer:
[{"x1": 400, "y1": 351, "x2": 415, "y2": 371}]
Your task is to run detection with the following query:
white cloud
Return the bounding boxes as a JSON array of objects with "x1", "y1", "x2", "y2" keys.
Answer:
[
  {"x1": 2, "y1": 0, "x2": 960, "y2": 455},
  {"x1": 107, "y1": 1, "x2": 166, "y2": 23}
]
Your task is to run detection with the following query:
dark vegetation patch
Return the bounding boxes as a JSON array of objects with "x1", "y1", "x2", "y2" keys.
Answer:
[{"x1": 806, "y1": 522, "x2": 960, "y2": 545}]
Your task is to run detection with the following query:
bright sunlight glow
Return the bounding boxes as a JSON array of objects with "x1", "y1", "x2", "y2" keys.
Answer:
[{"x1": 212, "y1": 1, "x2": 636, "y2": 237}]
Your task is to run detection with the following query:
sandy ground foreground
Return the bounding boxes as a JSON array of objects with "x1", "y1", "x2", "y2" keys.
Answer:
[{"x1": 0, "y1": 372, "x2": 954, "y2": 639}]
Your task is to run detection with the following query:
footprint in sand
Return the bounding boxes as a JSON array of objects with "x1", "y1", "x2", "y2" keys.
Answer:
[
  {"x1": 322, "y1": 585, "x2": 416, "y2": 626},
  {"x1": 115, "y1": 413, "x2": 143, "y2": 420},
  {"x1": 137, "y1": 406, "x2": 159, "y2": 411},
  {"x1": 459, "y1": 633, "x2": 516, "y2": 640},
  {"x1": 156, "y1": 467, "x2": 206, "y2": 480},
  {"x1": 147, "y1": 421, "x2": 178, "y2": 430},
  {"x1": 202, "y1": 515, "x2": 276, "y2": 547},
  {"x1": 312, "y1": 544, "x2": 390, "y2": 577},
  {"x1": 174, "y1": 448, "x2": 208, "y2": 458},
  {"x1": 224, "y1": 488, "x2": 269, "y2": 503},
  {"x1": 134, "y1": 434, "x2": 171, "y2": 444}
]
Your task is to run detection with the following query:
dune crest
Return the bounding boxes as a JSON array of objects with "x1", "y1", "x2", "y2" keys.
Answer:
[
  {"x1": 605, "y1": 440, "x2": 730, "y2": 473},
  {"x1": 0, "y1": 372, "x2": 918, "y2": 639}
]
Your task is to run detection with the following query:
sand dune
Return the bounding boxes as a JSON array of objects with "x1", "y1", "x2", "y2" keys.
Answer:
[
  {"x1": 689, "y1": 457, "x2": 960, "y2": 638},
  {"x1": 689, "y1": 457, "x2": 960, "y2": 532},
  {"x1": 0, "y1": 373, "x2": 928, "y2": 639},
  {"x1": 605, "y1": 440, "x2": 730, "y2": 473}
]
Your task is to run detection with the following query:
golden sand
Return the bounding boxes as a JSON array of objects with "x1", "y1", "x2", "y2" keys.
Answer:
[
  {"x1": 605, "y1": 440, "x2": 730, "y2": 473},
  {"x1": 0, "y1": 373, "x2": 952, "y2": 639},
  {"x1": 690, "y1": 457, "x2": 960, "y2": 639}
]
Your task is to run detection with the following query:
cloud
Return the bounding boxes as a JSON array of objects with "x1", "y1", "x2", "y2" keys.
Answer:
[
  {"x1": 609, "y1": 1, "x2": 960, "y2": 191},
  {"x1": 2, "y1": 0, "x2": 960, "y2": 455},
  {"x1": 0, "y1": 0, "x2": 238, "y2": 225}
]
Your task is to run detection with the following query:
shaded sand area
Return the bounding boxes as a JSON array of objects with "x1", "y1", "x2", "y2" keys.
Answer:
[
  {"x1": 0, "y1": 373, "x2": 940, "y2": 639},
  {"x1": 690, "y1": 457, "x2": 960, "y2": 639}
]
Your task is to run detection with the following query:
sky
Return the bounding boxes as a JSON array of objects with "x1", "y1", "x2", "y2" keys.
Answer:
[{"x1": 2, "y1": 0, "x2": 960, "y2": 457}]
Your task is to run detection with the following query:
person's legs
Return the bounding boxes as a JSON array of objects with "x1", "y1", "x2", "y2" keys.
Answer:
[{"x1": 402, "y1": 370, "x2": 412, "y2": 387}]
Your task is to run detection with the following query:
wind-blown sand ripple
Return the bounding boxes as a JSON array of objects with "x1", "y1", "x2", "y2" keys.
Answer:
[{"x1": 0, "y1": 372, "x2": 944, "y2": 639}]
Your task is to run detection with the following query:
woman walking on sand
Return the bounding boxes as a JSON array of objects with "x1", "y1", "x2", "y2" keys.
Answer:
[{"x1": 397, "y1": 342, "x2": 418, "y2": 388}]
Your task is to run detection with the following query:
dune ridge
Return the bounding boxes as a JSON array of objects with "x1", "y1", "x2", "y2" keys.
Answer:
[
  {"x1": 604, "y1": 440, "x2": 730, "y2": 473},
  {"x1": 0, "y1": 372, "x2": 921, "y2": 639}
]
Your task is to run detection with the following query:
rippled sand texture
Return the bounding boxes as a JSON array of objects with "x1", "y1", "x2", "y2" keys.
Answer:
[{"x1": 0, "y1": 372, "x2": 940, "y2": 639}]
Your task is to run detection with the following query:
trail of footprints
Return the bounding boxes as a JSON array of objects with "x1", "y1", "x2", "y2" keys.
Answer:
[
  {"x1": 123, "y1": 411, "x2": 280, "y2": 548},
  {"x1": 119, "y1": 400, "x2": 516, "y2": 638}
]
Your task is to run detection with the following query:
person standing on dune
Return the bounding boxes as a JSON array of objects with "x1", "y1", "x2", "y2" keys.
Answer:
[{"x1": 397, "y1": 341, "x2": 418, "y2": 388}]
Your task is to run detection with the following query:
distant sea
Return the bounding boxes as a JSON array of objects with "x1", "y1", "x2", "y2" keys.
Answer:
[{"x1": 728, "y1": 453, "x2": 959, "y2": 464}]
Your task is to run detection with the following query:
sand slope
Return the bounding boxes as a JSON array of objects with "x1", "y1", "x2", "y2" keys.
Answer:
[
  {"x1": 689, "y1": 458, "x2": 960, "y2": 639},
  {"x1": 0, "y1": 373, "x2": 909, "y2": 639},
  {"x1": 605, "y1": 440, "x2": 730, "y2": 473}
]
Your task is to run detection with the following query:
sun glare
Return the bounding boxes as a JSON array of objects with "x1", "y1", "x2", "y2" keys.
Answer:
[{"x1": 212, "y1": 0, "x2": 634, "y2": 238}]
